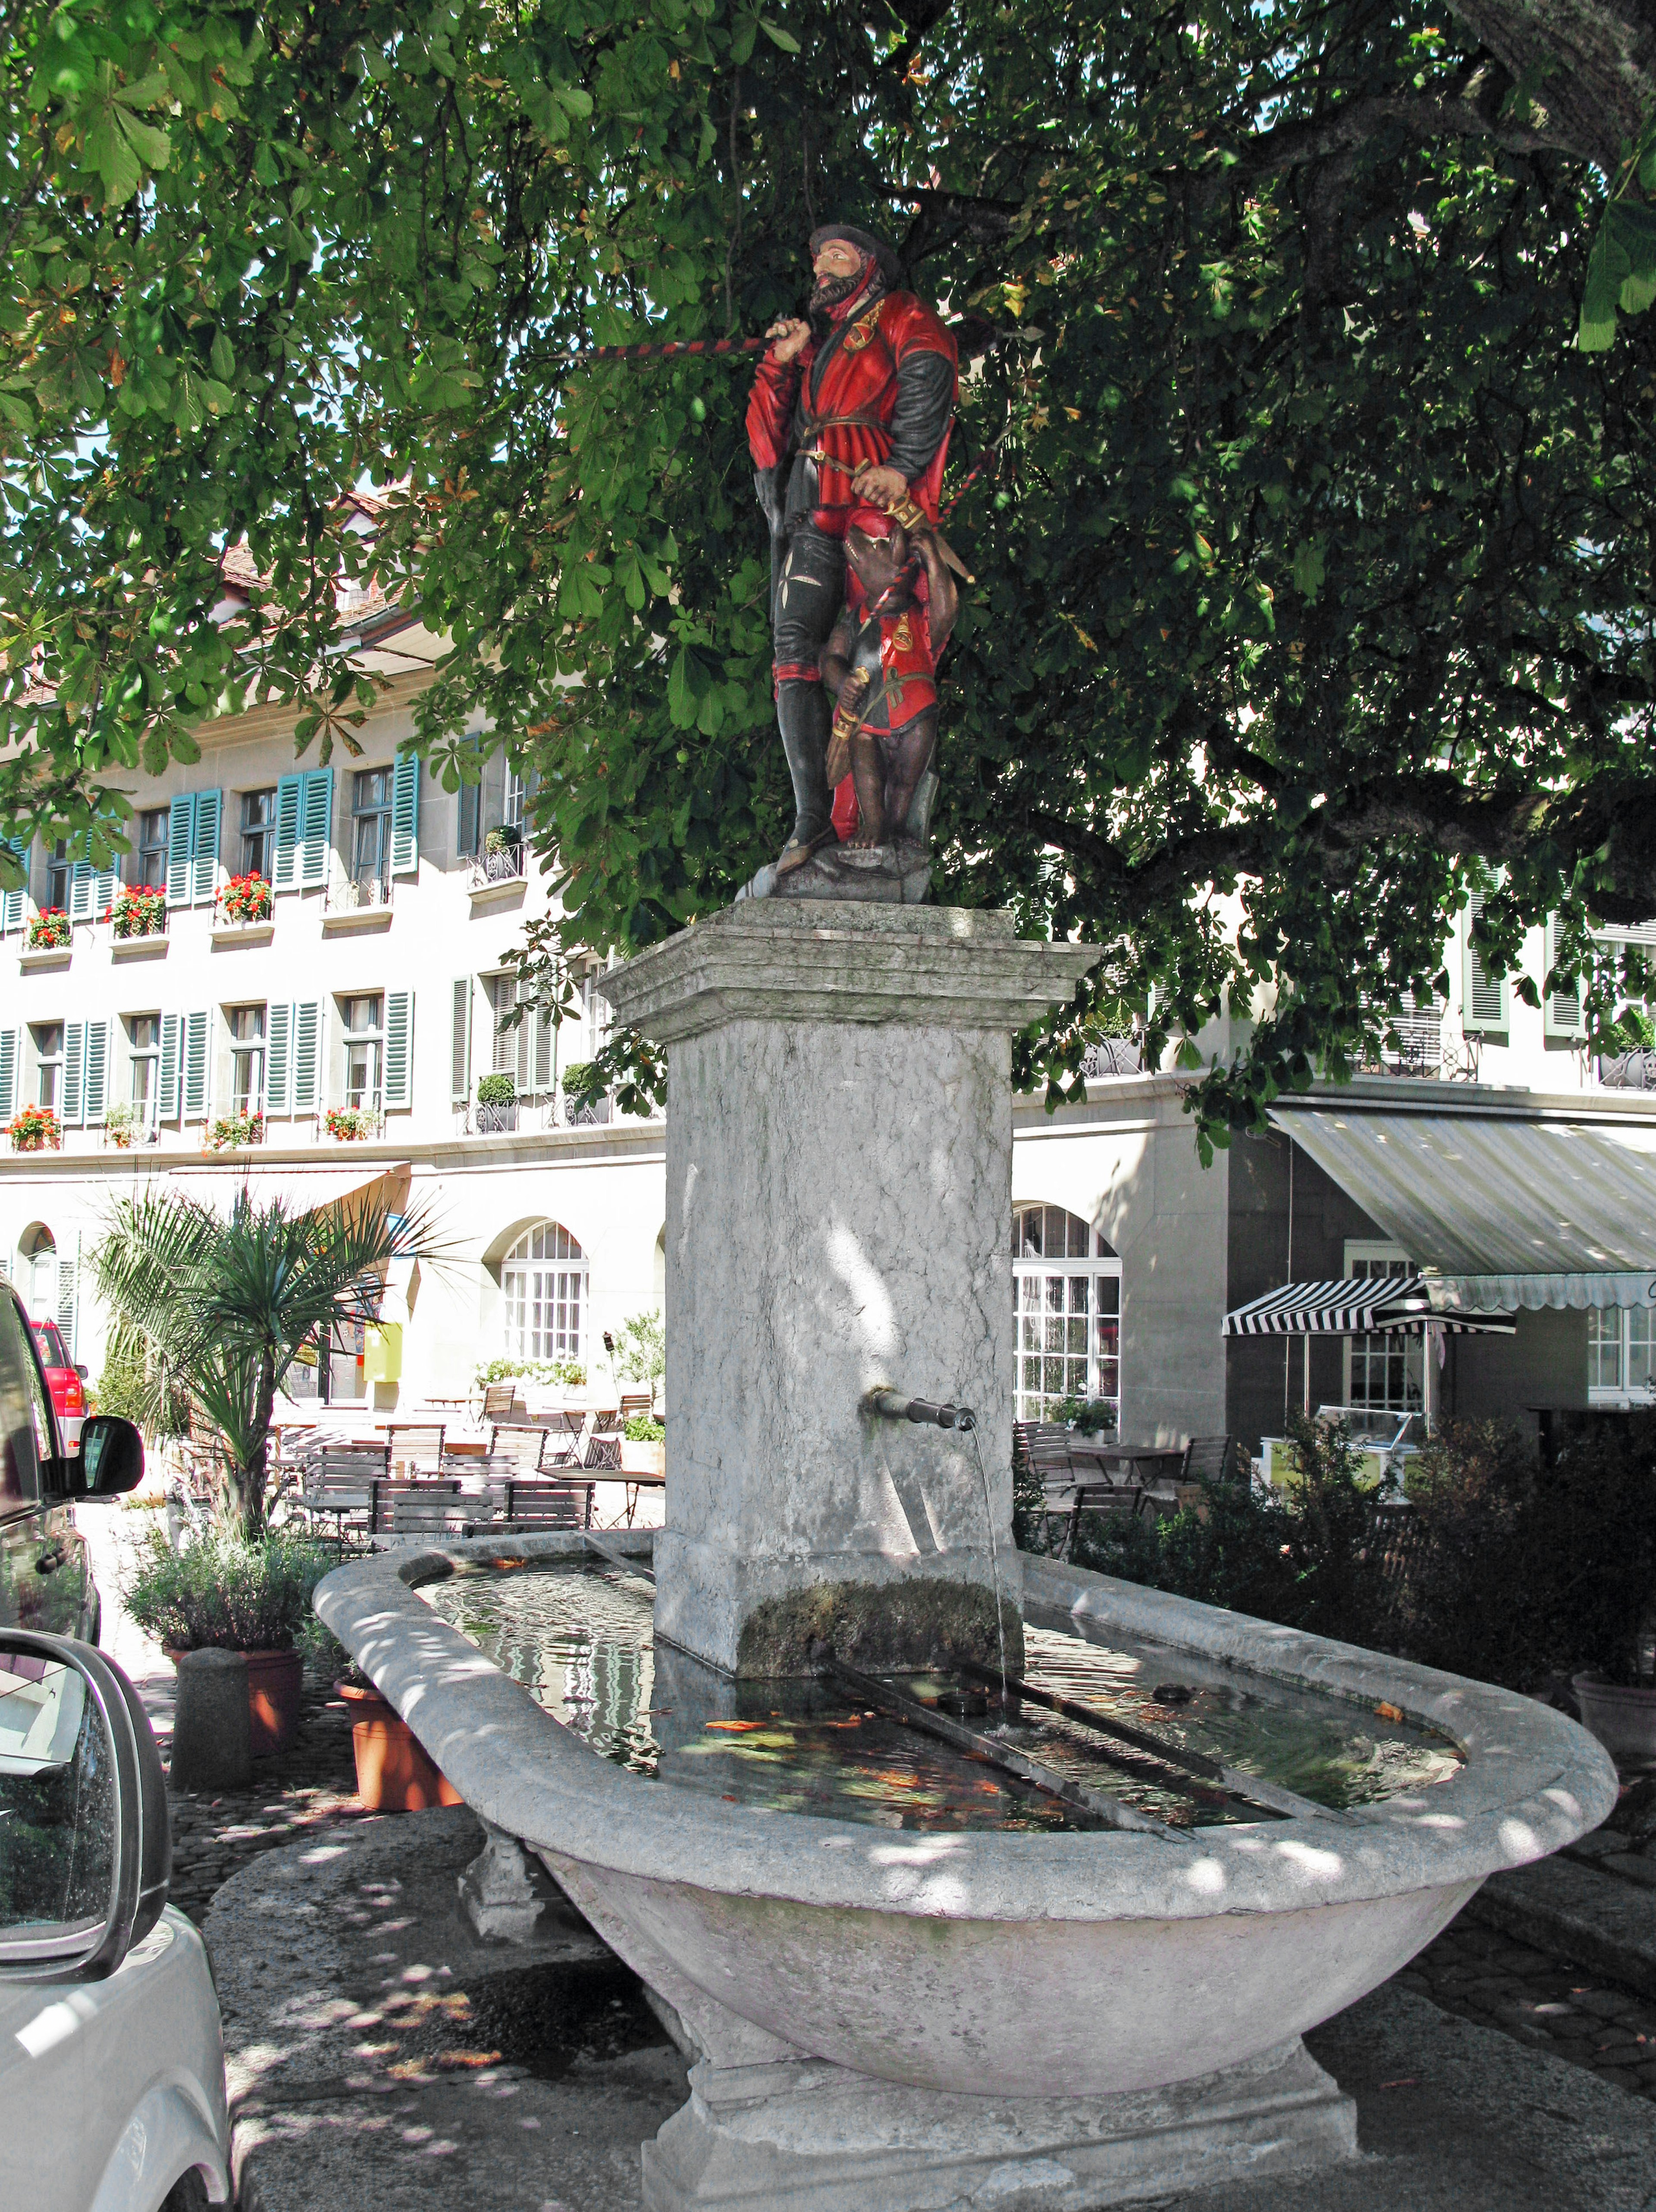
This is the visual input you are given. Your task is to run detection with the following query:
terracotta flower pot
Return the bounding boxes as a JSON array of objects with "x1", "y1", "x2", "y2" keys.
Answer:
[
  {"x1": 336, "y1": 1679, "x2": 462, "y2": 1812},
  {"x1": 1573, "y1": 1673, "x2": 1656, "y2": 1770},
  {"x1": 166, "y1": 1643, "x2": 303, "y2": 1757}
]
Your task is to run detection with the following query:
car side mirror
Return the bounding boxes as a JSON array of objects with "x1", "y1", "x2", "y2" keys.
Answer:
[
  {"x1": 74, "y1": 1364, "x2": 89, "y2": 1382},
  {"x1": 76, "y1": 1416, "x2": 144, "y2": 1499},
  {"x1": 0, "y1": 1632, "x2": 169, "y2": 1981}
]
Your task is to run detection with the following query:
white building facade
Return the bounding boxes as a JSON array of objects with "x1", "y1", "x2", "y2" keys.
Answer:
[{"x1": 3, "y1": 631, "x2": 1653, "y2": 1442}]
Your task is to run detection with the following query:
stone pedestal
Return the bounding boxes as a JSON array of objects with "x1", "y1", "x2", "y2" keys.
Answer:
[
  {"x1": 602, "y1": 902, "x2": 1097, "y2": 1676},
  {"x1": 640, "y1": 2042, "x2": 1357, "y2": 2211}
]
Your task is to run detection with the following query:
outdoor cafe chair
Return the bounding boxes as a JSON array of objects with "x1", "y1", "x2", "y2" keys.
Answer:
[
  {"x1": 389, "y1": 1490, "x2": 474, "y2": 1540},
  {"x1": 489, "y1": 1477, "x2": 597, "y2": 1533},
  {"x1": 1179, "y1": 1434, "x2": 1237, "y2": 1486},
  {"x1": 618, "y1": 1392, "x2": 654, "y2": 1423},
  {"x1": 386, "y1": 1422, "x2": 446, "y2": 1475},
  {"x1": 480, "y1": 1382, "x2": 522, "y2": 1424},
  {"x1": 488, "y1": 1423, "x2": 552, "y2": 1473},
  {"x1": 583, "y1": 1429, "x2": 623, "y2": 1473},
  {"x1": 373, "y1": 1475, "x2": 461, "y2": 1534}
]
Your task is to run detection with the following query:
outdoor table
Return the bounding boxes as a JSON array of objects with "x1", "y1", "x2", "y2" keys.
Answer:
[
  {"x1": 610, "y1": 1467, "x2": 665, "y2": 1529},
  {"x1": 1064, "y1": 1439, "x2": 1186, "y2": 1488}
]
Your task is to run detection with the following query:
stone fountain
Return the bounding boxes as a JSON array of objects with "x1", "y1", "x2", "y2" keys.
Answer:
[{"x1": 318, "y1": 897, "x2": 1617, "y2": 2211}]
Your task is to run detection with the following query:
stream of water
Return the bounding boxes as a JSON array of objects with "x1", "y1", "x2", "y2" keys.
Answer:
[{"x1": 421, "y1": 1559, "x2": 1462, "y2": 1835}]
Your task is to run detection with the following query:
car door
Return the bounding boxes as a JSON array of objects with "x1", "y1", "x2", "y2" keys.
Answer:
[{"x1": 0, "y1": 1289, "x2": 86, "y2": 1639}]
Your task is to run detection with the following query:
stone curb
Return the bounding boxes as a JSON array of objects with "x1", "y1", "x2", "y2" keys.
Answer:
[{"x1": 1468, "y1": 1852, "x2": 1656, "y2": 2002}]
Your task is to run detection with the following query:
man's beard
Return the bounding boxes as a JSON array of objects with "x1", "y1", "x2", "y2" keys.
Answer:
[{"x1": 809, "y1": 262, "x2": 870, "y2": 315}]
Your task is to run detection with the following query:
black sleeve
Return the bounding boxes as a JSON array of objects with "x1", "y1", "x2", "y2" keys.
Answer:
[{"x1": 885, "y1": 350, "x2": 956, "y2": 482}]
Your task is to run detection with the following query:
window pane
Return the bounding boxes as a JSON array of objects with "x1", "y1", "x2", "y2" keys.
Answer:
[{"x1": 1590, "y1": 1308, "x2": 1624, "y2": 1391}]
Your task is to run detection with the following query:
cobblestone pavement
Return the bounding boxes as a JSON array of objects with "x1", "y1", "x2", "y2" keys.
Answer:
[{"x1": 166, "y1": 1671, "x2": 369, "y2": 1926}]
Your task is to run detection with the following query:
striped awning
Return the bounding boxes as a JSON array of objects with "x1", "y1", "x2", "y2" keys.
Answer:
[{"x1": 1223, "y1": 1276, "x2": 1515, "y2": 1337}]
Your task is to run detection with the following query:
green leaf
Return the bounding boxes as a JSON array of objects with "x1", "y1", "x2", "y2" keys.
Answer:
[
  {"x1": 759, "y1": 19, "x2": 801, "y2": 51},
  {"x1": 1291, "y1": 541, "x2": 1324, "y2": 602}
]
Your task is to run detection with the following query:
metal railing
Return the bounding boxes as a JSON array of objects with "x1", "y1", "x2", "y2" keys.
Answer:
[
  {"x1": 469, "y1": 842, "x2": 526, "y2": 888},
  {"x1": 325, "y1": 873, "x2": 392, "y2": 914}
]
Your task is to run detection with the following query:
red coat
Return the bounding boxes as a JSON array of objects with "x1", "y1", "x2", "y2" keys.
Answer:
[{"x1": 746, "y1": 292, "x2": 957, "y2": 533}]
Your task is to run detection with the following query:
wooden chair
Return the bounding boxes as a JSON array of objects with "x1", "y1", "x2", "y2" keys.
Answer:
[
  {"x1": 386, "y1": 1422, "x2": 445, "y2": 1474},
  {"x1": 480, "y1": 1382, "x2": 521, "y2": 1424},
  {"x1": 373, "y1": 1475, "x2": 461, "y2": 1533},
  {"x1": 1179, "y1": 1434, "x2": 1237, "y2": 1486},
  {"x1": 491, "y1": 1476, "x2": 597, "y2": 1532},
  {"x1": 299, "y1": 1442, "x2": 391, "y2": 1542},
  {"x1": 583, "y1": 1429, "x2": 623, "y2": 1473},
  {"x1": 488, "y1": 1423, "x2": 550, "y2": 1473},
  {"x1": 618, "y1": 1392, "x2": 654, "y2": 1423},
  {"x1": 389, "y1": 1489, "x2": 473, "y2": 1539}
]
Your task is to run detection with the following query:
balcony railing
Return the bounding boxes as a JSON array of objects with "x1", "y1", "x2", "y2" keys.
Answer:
[
  {"x1": 1600, "y1": 1048, "x2": 1656, "y2": 1091},
  {"x1": 1081, "y1": 1038, "x2": 1144, "y2": 1079},
  {"x1": 326, "y1": 873, "x2": 392, "y2": 915},
  {"x1": 469, "y1": 842, "x2": 526, "y2": 889}
]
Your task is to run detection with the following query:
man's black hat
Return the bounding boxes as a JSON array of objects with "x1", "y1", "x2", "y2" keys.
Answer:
[{"x1": 809, "y1": 224, "x2": 902, "y2": 288}]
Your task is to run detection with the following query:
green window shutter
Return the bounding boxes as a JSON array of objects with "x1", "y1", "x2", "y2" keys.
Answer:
[
  {"x1": 182, "y1": 1009, "x2": 210, "y2": 1120},
  {"x1": 266, "y1": 1001, "x2": 292, "y2": 1114},
  {"x1": 56, "y1": 1259, "x2": 75, "y2": 1354},
  {"x1": 191, "y1": 789, "x2": 222, "y2": 905},
  {"x1": 158, "y1": 1014, "x2": 180, "y2": 1119},
  {"x1": 69, "y1": 862, "x2": 95, "y2": 922},
  {"x1": 0, "y1": 840, "x2": 25, "y2": 933},
  {"x1": 383, "y1": 990, "x2": 412, "y2": 1108},
  {"x1": 391, "y1": 751, "x2": 420, "y2": 875},
  {"x1": 273, "y1": 775, "x2": 302, "y2": 890},
  {"x1": 1462, "y1": 893, "x2": 1510, "y2": 1034},
  {"x1": 300, "y1": 768, "x2": 332, "y2": 888},
  {"x1": 84, "y1": 1020, "x2": 108, "y2": 1125},
  {"x1": 292, "y1": 999, "x2": 323, "y2": 1112},
  {"x1": 62, "y1": 1021, "x2": 85, "y2": 1125},
  {"x1": 94, "y1": 863, "x2": 118, "y2": 917},
  {"x1": 533, "y1": 992, "x2": 552, "y2": 1093},
  {"x1": 0, "y1": 1028, "x2": 16, "y2": 1118},
  {"x1": 1543, "y1": 918, "x2": 1586, "y2": 1039},
  {"x1": 456, "y1": 739, "x2": 480, "y2": 857},
  {"x1": 450, "y1": 978, "x2": 472, "y2": 1102},
  {"x1": 166, "y1": 795, "x2": 197, "y2": 908}
]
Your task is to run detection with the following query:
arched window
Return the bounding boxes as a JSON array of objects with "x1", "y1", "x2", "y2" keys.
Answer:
[
  {"x1": 1011, "y1": 1203, "x2": 1121, "y2": 1426},
  {"x1": 502, "y1": 1223, "x2": 587, "y2": 1363}
]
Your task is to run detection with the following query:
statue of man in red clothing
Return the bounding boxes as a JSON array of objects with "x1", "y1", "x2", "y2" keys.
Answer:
[{"x1": 745, "y1": 225, "x2": 957, "y2": 893}]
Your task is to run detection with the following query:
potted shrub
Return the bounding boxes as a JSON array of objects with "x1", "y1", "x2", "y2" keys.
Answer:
[
  {"x1": 123, "y1": 1529, "x2": 333, "y2": 1756},
  {"x1": 325, "y1": 1105, "x2": 376, "y2": 1140},
  {"x1": 111, "y1": 884, "x2": 166, "y2": 939},
  {"x1": 621, "y1": 1411, "x2": 666, "y2": 1477},
  {"x1": 9, "y1": 1104, "x2": 62, "y2": 1153},
  {"x1": 335, "y1": 1665, "x2": 463, "y2": 1813},
  {"x1": 218, "y1": 871, "x2": 274, "y2": 925},
  {"x1": 476, "y1": 1071, "x2": 517, "y2": 1132},
  {"x1": 207, "y1": 1110, "x2": 264, "y2": 1152},
  {"x1": 104, "y1": 1099, "x2": 138, "y2": 1150},
  {"x1": 26, "y1": 909, "x2": 69, "y2": 949}
]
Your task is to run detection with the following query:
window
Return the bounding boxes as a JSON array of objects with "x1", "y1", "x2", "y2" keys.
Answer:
[
  {"x1": 229, "y1": 1005, "x2": 265, "y2": 1113},
  {"x1": 44, "y1": 843, "x2": 69, "y2": 913},
  {"x1": 31, "y1": 1026, "x2": 62, "y2": 1112},
  {"x1": 341, "y1": 994, "x2": 383, "y2": 1111},
  {"x1": 1011, "y1": 1203, "x2": 1121, "y2": 1426},
  {"x1": 129, "y1": 1015, "x2": 159, "y2": 1113},
  {"x1": 351, "y1": 769, "x2": 393, "y2": 891},
  {"x1": 1589, "y1": 1307, "x2": 1656, "y2": 1405},
  {"x1": 133, "y1": 809, "x2": 169, "y2": 890},
  {"x1": 490, "y1": 973, "x2": 553, "y2": 1095},
  {"x1": 502, "y1": 1223, "x2": 587, "y2": 1363},
  {"x1": 505, "y1": 765, "x2": 540, "y2": 828},
  {"x1": 1343, "y1": 1244, "x2": 1422, "y2": 1416},
  {"x1": 240, "y1": 790, "x2": 276, "y2": 879}
]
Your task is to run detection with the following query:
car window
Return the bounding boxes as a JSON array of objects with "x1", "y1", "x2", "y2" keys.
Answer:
[
  {"x1": 29, "y1": 1323, "x2": 68, "y2": 1371},
  {"x1": 0, "y1": 1296, "x2": 44, "y2": 1507},
  {"x1": 0, "y1": 1653, "x2": 116, "y2": 1944}
]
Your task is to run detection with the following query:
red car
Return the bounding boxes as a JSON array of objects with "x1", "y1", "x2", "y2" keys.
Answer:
[{"x1": 29, "y1": 1315, "x2": 87, "y2": 1451}]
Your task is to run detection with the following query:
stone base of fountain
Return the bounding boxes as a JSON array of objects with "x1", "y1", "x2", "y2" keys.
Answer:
[
  {"x1": 729, "y1": 1574, "x2": 1021, "y2": 1678},
  {"x1": 642, "y1": 2039, "x2": 1356, "y2": 2210}
]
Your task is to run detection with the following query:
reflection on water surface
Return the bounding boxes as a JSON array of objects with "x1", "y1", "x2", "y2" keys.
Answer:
[{"x1": 421, "y1": 1560, "x2": 1461, "y2": 1833}]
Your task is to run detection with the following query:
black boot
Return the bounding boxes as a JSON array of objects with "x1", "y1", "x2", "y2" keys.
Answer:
[{"x1": 775, "y1": 680, "x2": 834, "y2": 871}]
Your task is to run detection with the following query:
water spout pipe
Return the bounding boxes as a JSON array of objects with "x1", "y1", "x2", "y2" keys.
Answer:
[{"x1": 868, "y1": 1388, "x2": 977, "y2": 1432}]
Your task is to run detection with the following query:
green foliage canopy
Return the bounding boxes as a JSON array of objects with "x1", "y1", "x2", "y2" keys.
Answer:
[{"x1": 5, "y1": 0, "x2": 1656, "y2": 1138}]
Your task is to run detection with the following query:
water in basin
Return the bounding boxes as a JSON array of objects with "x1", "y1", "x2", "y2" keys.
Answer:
[{"x1": 421, "y1": 1559, "x2": 1462, "y2": 1834}]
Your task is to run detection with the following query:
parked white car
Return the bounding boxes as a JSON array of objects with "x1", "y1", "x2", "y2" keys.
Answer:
[{"x1": 0, "y1": 1277, "x2": 231, "y2": 2208}]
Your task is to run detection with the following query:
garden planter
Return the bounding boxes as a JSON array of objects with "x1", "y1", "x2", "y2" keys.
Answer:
[
  {"x1": 337, "y1": 1679, "x2": 462, "y2": 1811},
  {"x1": 166, "y1": 1643, "x2": 303, "y2": 1757},
  {"x1": 1573, "y1": 1673, "x2": 1656, "y2": 1769},
  {"x1": 621, "y1": 1440, "x2": 666, "y2": 1477}
]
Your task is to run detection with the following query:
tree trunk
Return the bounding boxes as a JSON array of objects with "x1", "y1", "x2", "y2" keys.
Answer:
[
  {"x1": 1447, "y1": 0, "x2": 1656, "y2": 171},
  {"x1": 226, "y1": 1351, "x2": 281, "y2": 1542}
]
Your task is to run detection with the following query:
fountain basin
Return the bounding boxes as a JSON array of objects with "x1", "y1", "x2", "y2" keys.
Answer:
[{"x1": 316, "y1": 1532, "x2": 1615, "y2": 2113}]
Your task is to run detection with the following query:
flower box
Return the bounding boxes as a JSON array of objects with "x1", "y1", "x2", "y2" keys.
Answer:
[
  {"x1": 110, "y1": 885, "x2": 166, "y2": 940},
  {"x1": 9, "y1": 1106, "x2": 62, "y2": 1152},
  {"x1": 207, "y1": 1111, "x2": 265, "y2": 1152},
  {"x1": 26, "y1": 910, "x2": 69, "y2": 950},
  {"x1": 326, "y1": 1106, "x2": 376, "y2": 1141},
  {"x1": 217, "y1": 872, "x2": 274, "y2": 926}
]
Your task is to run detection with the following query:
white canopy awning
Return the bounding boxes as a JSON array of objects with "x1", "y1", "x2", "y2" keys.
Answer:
[
  {"x1": 1271, "y1": 1105, "x2": 1656, "y2": 1307},
  {"x1": 1223, "y1": 1275, "x2": 1514, "y2": 1338},
  {"x1": 154, "y1": 1160, "x2": 412, "y2": 1219}
]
